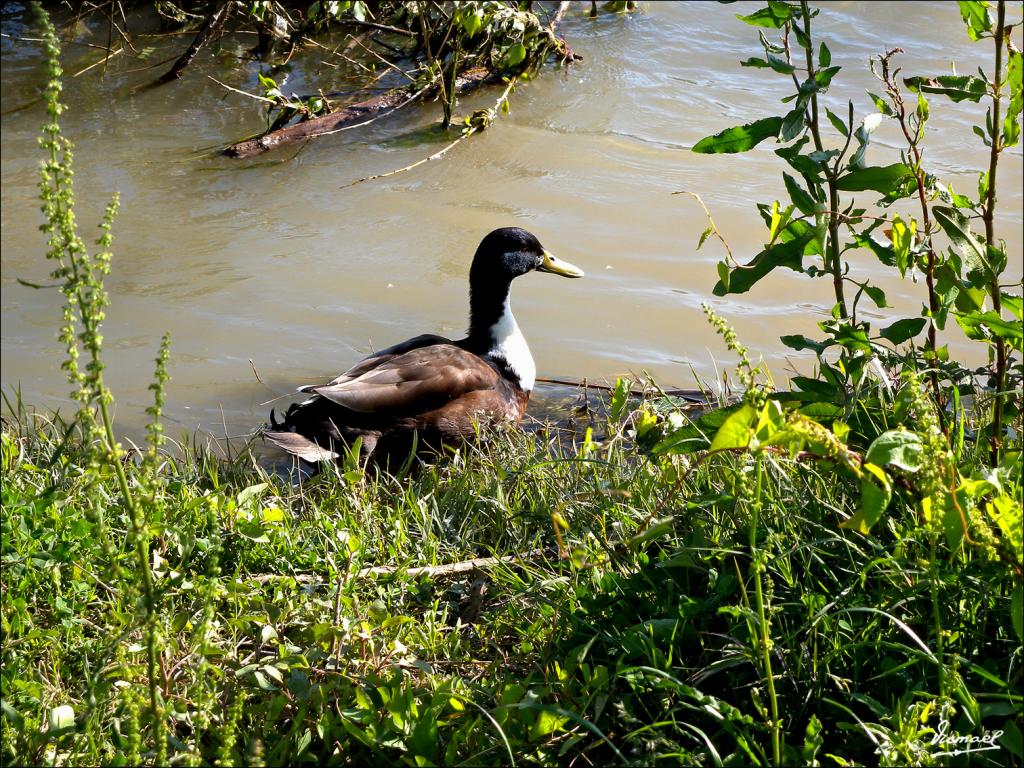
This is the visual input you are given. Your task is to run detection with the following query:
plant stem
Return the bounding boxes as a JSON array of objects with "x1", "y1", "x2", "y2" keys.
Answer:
[
  {"x1": 929, "y1": 536, "x2": 946, "y2": 699},
  {"x1": 751, "y1": 456, "x2": 781, "y2": 766},
  {"x1": 799, "y1": 0, "x2": 848, "y2": 319},
  {"x1": 983, "y1": 0, "x2": 1007, "y2": 464},
  {"x1": 98, "y1": 384, "x2": 162, "y2": 751},
  {"x1": 879, "y1": 50, "x2": 945, "y2": 417}
]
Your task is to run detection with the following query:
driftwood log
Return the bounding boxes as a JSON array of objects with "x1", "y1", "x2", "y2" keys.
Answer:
[{"x1": 223, "y1": 67, "x2": 494, "y2": 159}]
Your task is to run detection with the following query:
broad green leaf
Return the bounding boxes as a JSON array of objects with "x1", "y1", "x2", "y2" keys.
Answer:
[
  {"x1": 768, "y1": 201, "x2": 795, "y2": 244},
  {"x1": 776, "y1": 136, "x2": 822, "y2": 179},
  {"x1": 781, "y1": 334, "x2": 829, "y2": 354},
  {"x1": 853, "y1": 233, "x2": 897, "y2": 267},
  {"x1": 797, "y1": 400, "x2": 844, "y2": 420},
  {"x1": 609, "y1": 377, "x2": 630, "y2": 422},
  {"x1": 879, "y1": 317, "x2": 927, "y2": 344},
  {"x1": 1001, "y1": 293, "x2": 1023, "y2": 320},
  {"x1": 957, "y1": 0, "x2": 993, "y2": 41},
  {"x1": 651, "y1": 403, "x2": 744, "y2": 455},
  {"x1": 505, "y1": 43, "x2": 527, "y2": 67},
  {"x1": 460, "y1": 7, "x2": 483, "y2": 37},
  {"x1": 261, "y1": 506, "x2": 286, "y2": 523},
  {"x1": 814, "y1": 65, "x2": 842, "y2": 90},
  {"x1": 818, "y1": 42, "x2": 831, "y2": 68},
  {"x1": 712, "y1": 234, "x2": 811, "y2": 295},
  {"x1": 916, "y1": 91, "x2": 930, "y2": 124},
  {"x1": 978, "y1": 169, "x2": 990, "y2": 201},
  {"x1": 780, "y1": 107, "x2": 806, "y2": 142},
  {"x1": 856, "y1": 281, "x2": 888, "y2": 309},
  {"x1": 825, "y1": 107, "x2": 850, "y2": 137},
  {"x1": 1004, "y1": 47, "x2": 1023, "y2": 147},
  {"x1": 716, "y1": 260, "x2": 730, "y2": 292},
  {"x1": 865, "y1": 430, "x2": 924, "y2": 471},
  {"x1": 836, "y1": 163, "x2": 914, "y2": 194},
  {"x1": 237, "y1": 482, "x2": 269, "y2": 507},
  {"x1": 693, "y1": 116, "x2": 785, "y2": 154},
  {"x1": 904, "y1": 75, "x2": 988, "y2": 103},
  {"x1": 709, "y1": 403, "x2": 757, "y2": 452},
  {"x1": 842, "y1": 462, "x2": 892, "y2": 534},
  {"x1": 809, "y1": 149, "x2": 841, "y2": 164},
  {"x1": 987, "y1": 494, "x2": 1022, "y2": 564},
  {"x1": 792, "y1": 376, "x2": 841, "y2": 398},
  {"x1": 867, "y1": 91, "x2": 895, "y2": 117},
  {"x1": 736, "y1": 3, "x2": 792, "y2": 28},
  {"x1": 955, "y1": 310, "x2": 1024, "y2": 351},
  {"x1": 777, "y1": 218, "x2": 822, "y2": 255},
  {"x1": 783, "y1": 173, "x2": 816, "y2": 215},
  {"x1": 933, "y1": 206, "x2": 992, "y2": 281},
  {"x1": 941, "y1": 184, "x2": 975, "y2": 208},
  {"x1": 987, "y1": 242, "x2": 1008, "y2": 275},
  {"x1": 942, "y1": 489, "x2": 967, "y2": 551},
  {"x1": 754, "y1": 399, "x2": 785, "y2": 444},
  {"x1": 741, "y1": 54, "x2": 795, "y2": 74},
  {"x1": 831, "y1": 324, "x2": 872, "y2": 354},
  {"x1": 891, "y1": 214, "x2": 916, "y2": 278}
]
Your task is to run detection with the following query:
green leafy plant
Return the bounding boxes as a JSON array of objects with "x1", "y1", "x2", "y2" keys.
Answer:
[{"x1": 689, "y1": 0, "x2": 1021, "y2": 462}]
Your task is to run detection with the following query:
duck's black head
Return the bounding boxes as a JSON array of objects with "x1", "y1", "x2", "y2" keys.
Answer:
[
  {"x1": 466, "y1": 227, "x2": 583, "y2": 352},
  {"x1": 469, "y1": 227, "x2": 584, "y2": 286}
]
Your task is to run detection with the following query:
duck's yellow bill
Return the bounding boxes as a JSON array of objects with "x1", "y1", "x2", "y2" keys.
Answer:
[{"x1": 537, "y1": 250, "x2": 584, "y2": 278}]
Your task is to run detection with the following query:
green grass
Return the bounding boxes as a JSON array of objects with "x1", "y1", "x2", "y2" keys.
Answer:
[{"x1": 2, "y1": 391, "x2": 1021, "y2": 766}]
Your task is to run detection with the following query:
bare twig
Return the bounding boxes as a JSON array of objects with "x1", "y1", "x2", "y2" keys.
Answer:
[
  {"x1": 346, "y1": 18, "x2": 416, "y2": 38},
  {"x1": 207, "y1": 75, "x2": 280, "y2": 105},
  {"x1": 72, "y1": 47, "x2": 123, "y2": 77},
  {"x1": 245, "y1": 547, "x2": 557, "y2": 584},
  {"x1": 674, "y1": 190, "x2": 735, "y2": 264},
  {"x1": 341, "y1": 77, "x2": 517, "y2": 188}
]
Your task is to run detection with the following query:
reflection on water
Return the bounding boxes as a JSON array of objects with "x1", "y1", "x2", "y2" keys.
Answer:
[{"x1": 2, "y1": 1, "x2": 1022, "y2": 444}]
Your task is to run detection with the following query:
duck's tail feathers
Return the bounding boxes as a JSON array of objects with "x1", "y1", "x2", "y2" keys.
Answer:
[{"x1": 263, "y1": 429, "x2": 340, "y2": 463}]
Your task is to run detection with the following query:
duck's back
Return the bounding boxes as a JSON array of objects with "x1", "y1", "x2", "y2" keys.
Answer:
[{"x1": 265, "y1": 334, "x2": 528, "y2": 465}]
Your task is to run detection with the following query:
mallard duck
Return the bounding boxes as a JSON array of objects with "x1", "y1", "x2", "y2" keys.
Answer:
[{"x1": 264, "y1": 227, "x2": 583, "y2": 467}]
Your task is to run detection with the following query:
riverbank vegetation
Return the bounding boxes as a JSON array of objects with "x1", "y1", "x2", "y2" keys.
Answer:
[{"x1": 2, "y1": 1, "x2": 1022, "y2": 766}]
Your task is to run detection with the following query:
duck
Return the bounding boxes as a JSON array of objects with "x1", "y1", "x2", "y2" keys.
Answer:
[{"x1": 264, "y1": 227, "x2": 584, "y2": 467}]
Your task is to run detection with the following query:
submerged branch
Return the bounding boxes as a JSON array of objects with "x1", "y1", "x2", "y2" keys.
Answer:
[
  {"x1": 223, "y1": 68, "x2": 492, "y2": 158},
  {"x1": 156, "y1": 1, "x2": 230, "y2": 85},
  {"x1": 339, "y1": 75, "x2": 515, "y2": 187}
]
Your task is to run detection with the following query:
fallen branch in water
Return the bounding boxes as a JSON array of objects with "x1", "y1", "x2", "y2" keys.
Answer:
[
  {"x1": 223, "y1": 67, "x2": 492, "y2": 158},
  {"x1": 156, "y1": 1, "x2": 230, "y2": 84},
  {"x1": 341, "y1": 76, "x2": 516, "y2": 188},
  {"x1": 536, "y1": 376, "x2": 709, "y2": 403},
  {"x1": 224, "y1": 0, "x2": 578, "y2": 159}
]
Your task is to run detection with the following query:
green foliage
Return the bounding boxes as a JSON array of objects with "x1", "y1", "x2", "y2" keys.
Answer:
[{"x1": 691, "y1": 115, "x2": 786, "y2": 154}]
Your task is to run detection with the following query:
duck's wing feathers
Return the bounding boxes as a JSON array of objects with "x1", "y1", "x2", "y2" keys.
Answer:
[
  {"x1": 310, "y1": 343, "x2": 501, "y2": 416},
  {"x1": 297, "y1": 334, "x2": 450, "y2": 393}
]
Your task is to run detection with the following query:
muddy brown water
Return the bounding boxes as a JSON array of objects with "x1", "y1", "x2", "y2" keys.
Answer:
[{"x1": 2, "y1": 2, "x2": 1021, "y2": 446}]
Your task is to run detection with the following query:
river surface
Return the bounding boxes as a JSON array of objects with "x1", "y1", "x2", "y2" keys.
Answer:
[{"x1": 2, "y1": 1, "x2": 1022, "y2": 443}]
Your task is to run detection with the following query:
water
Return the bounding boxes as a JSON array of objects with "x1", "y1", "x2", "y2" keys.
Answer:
[{"x1": 2, "y1": 1, "x2": 1021, "y2": 443}]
